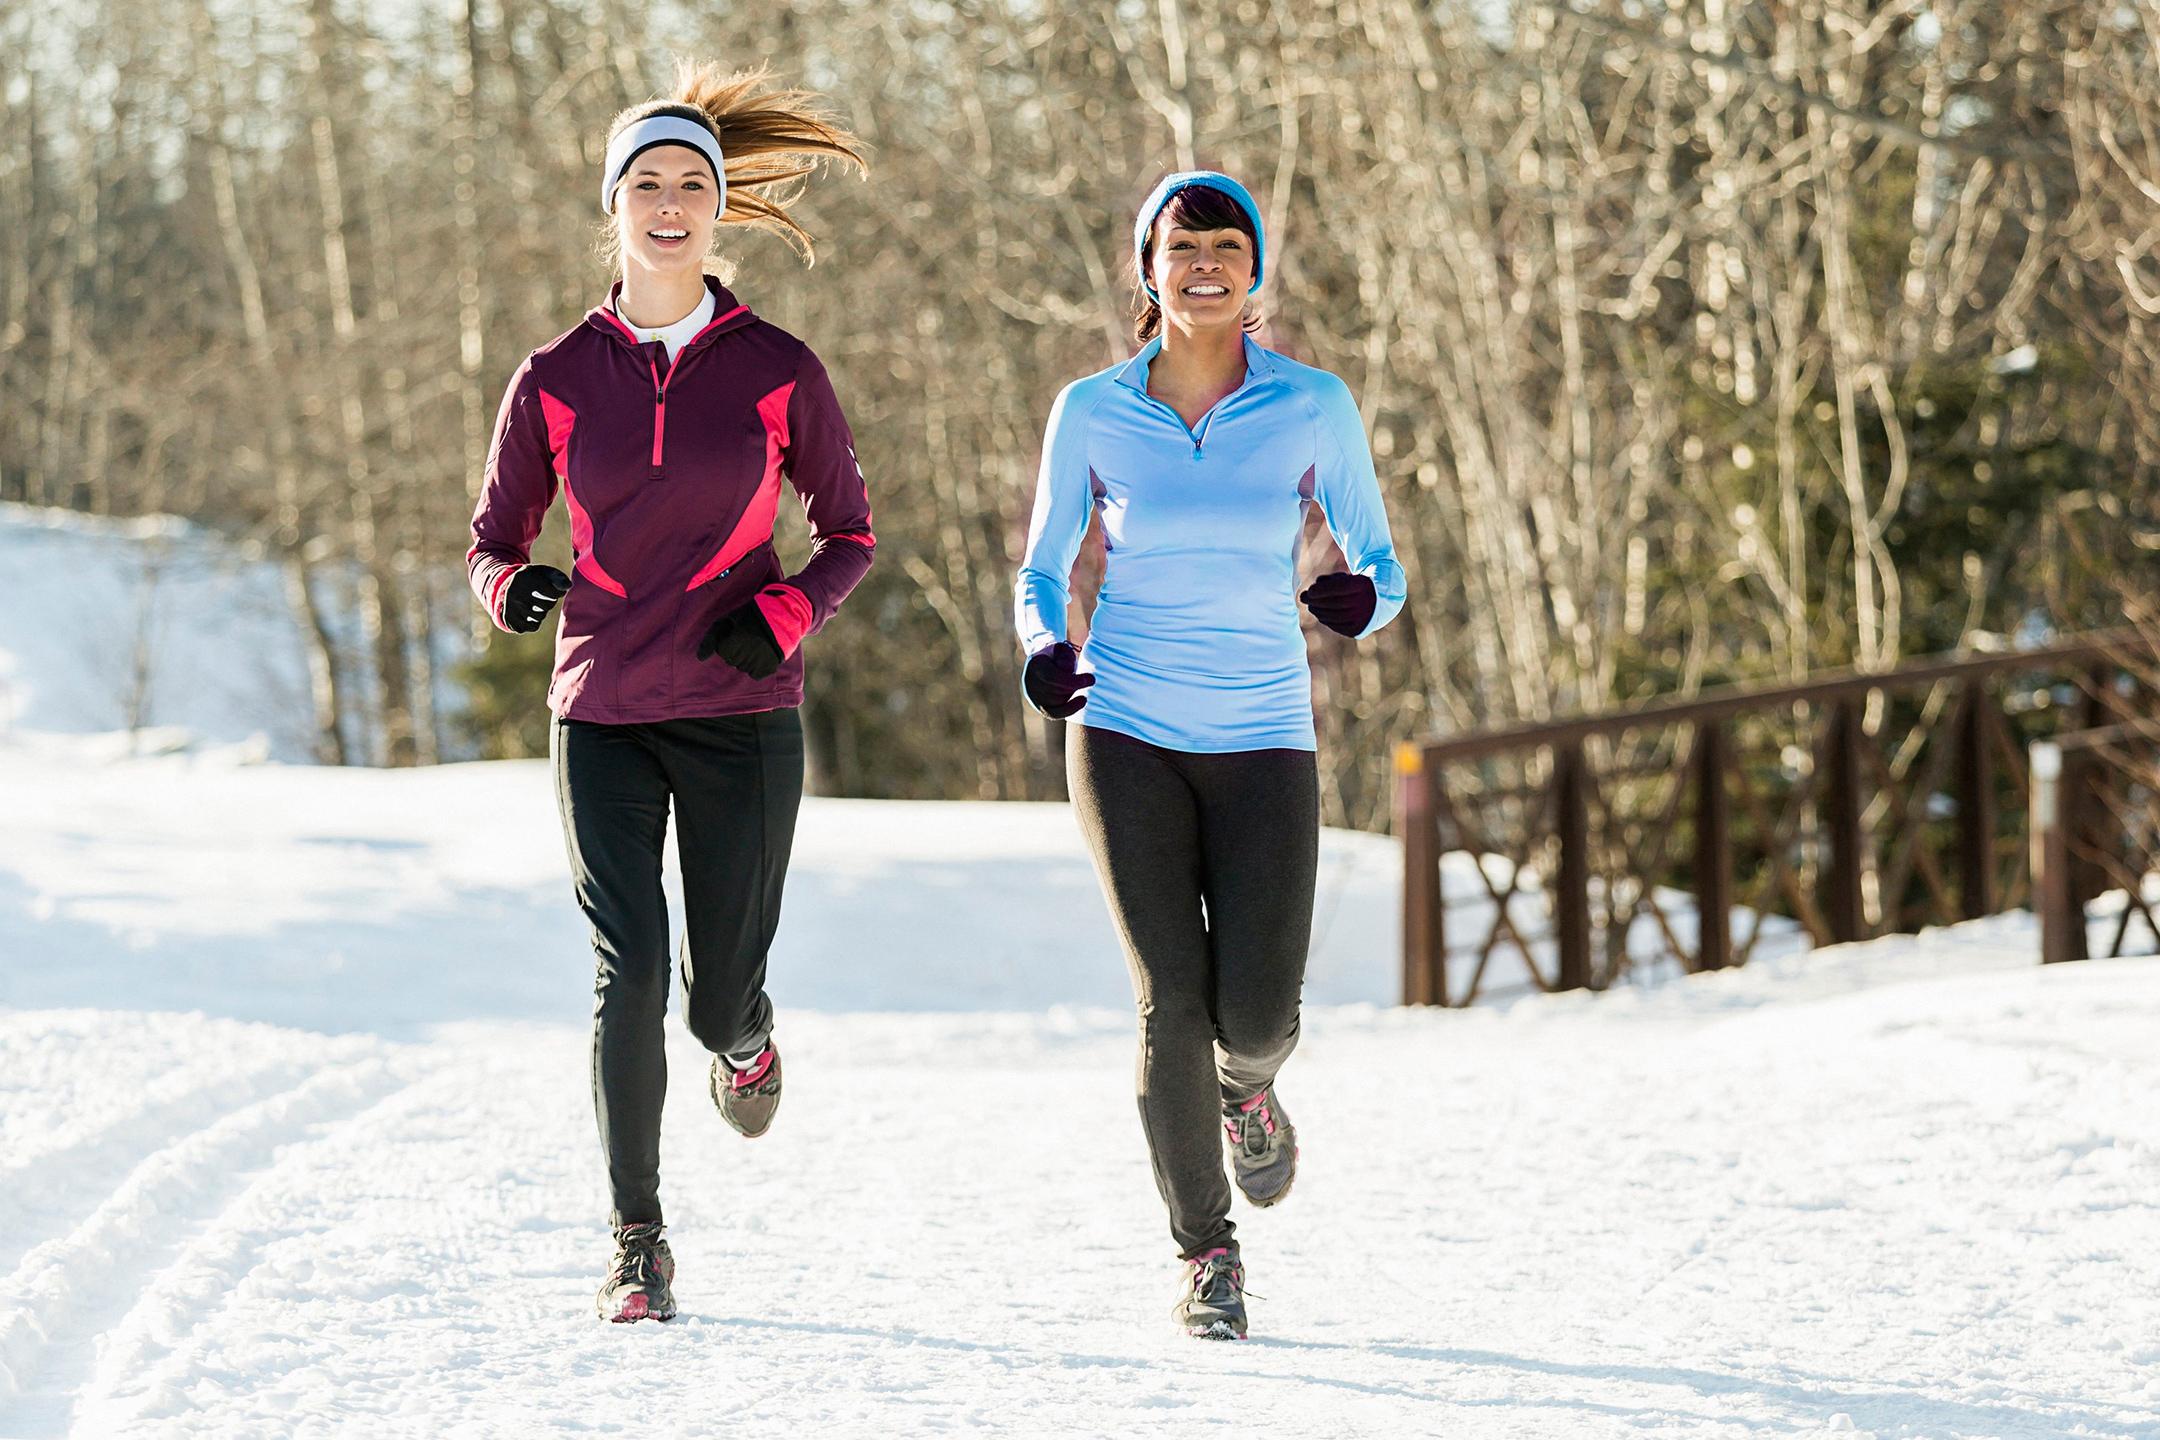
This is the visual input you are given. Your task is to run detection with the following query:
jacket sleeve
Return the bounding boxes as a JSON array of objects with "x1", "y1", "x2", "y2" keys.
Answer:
[
  {"x1": 466, "y1": 356, "x2": 556, "y2": 631},
  {"x1": 1310, "y1": 374, "x2": 1407, "y2": 638},
  {"x1": 1012, "y1": 380, "x2": 1094, "y2": 655},
  {"x1": 751, "y1": 346, "x2": 876, "y2": 657}
]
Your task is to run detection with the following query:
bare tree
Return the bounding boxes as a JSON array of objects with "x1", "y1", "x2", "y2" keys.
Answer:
[{"x1": 2, "y1": 0, "x2": 2146, "y2": 814}]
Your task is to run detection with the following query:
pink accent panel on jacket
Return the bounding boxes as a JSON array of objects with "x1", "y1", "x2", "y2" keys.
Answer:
[
  {"x1": 754, "y1": 584, "x2": 815, "y2": 657},
  {"x1": 685, "y1": 379, "x2": 795, "y2": 592},
  {"x1": 538, "y1": 389, "x2": 577, "y2": 475},
  {"x1": 560, "y1": 481, "x2": 629, "y2": 598},
  {"x1": 466, "y1": 362, "x2": 559, "y2": 634},
  {"x1": 483, "y1": 562, "x2": 518, "y2": 621},
  {"x1": 529, "y1": 388, "x2": 628, "y2": 600}
]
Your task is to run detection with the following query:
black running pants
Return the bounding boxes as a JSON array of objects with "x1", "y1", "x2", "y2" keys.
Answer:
[
  {"x1": 551, "y1": 709, "x2": 804, "y2": 1228},
  {"x1": 1065, "y1": 723, "x2": 1319, "y2": 1257}
]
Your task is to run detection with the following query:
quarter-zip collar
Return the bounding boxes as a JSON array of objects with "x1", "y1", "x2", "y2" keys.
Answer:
[
  {"x1": 586, "y1": 274, "x2": 757, "y2": 355},
  {"x1": 585, "y1": 277, "x2": 759, "y2": 480},
  {"x1": 1114, "y1": 334, "x2": 1277, "y2": 395},
  {"x1": 1115, "y1": 334, "x2": 1277, "y2": 454},
  {"x1": 612, "y1": 285, "x2": 715, "y2": 363}
]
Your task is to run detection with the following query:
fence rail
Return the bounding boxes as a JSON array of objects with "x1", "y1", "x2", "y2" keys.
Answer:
[{"x1": 1397, "y1": 631, "x2": 2153, "y2": 1007}]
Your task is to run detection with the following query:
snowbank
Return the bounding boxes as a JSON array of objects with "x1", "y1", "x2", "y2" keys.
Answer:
[{"x1": 0, "y1": 504, "x2": 323, "y2": 758}]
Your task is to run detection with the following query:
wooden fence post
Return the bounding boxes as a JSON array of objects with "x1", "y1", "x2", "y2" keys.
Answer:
[
  {"x1": 1954, "y1": 682, "x2": 1996, "y2": 920},
  {"x1": 1821, "y1": 696, "x2": 1868, "y2": 944},
  {"x1": 2031, "y1": 741, "x2": 2087, "y2": 965},
  {"x1": 1553, "y1": 740, "x2": 1592, "y2": 991},
  {"x1": 2071, "y1": 668, "x2": 2113, "y2": 906},
  {"x1": 1695, "y1": 721, "x2": 1732, "y2": 971},
  {"x1": 1397, "y1": 742, "x2": 1447, "y2": 1006}
]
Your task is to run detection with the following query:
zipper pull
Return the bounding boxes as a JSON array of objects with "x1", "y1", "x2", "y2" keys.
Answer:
[
  {"x1": 650, "y1": 388, "x2": 667, "y2": 479},
  {"x1": 648, "y1": 355, "x2": 667, "y2": 479}
]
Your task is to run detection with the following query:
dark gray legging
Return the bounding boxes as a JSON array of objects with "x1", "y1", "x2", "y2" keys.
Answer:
[{"x1": 1065, "y1": 722, "x2": 1320, "y2": 1258}]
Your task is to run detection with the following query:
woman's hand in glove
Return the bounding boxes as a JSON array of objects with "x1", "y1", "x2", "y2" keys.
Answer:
[
  {"x1": 1299, "y1": 571, "x2": 1376, "y2": 637},
  {"x1": 697, "y1": 602, "x2": 785, "y2": 679},
  {"x1": 1023, "y1": 642, "x2": 1095, "y2": 719},
  {"x1": 501, "y1": 565, "x2": 571, "y2": 634}
]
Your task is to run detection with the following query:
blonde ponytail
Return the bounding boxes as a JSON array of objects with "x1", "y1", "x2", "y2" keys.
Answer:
[{"x1": 604, "y1": 61, "x2": 867, "y2": 266}]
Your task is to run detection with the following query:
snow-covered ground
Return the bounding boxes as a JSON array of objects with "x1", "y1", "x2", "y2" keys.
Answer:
[
  {"x1": 0, "y1": 502, "x2": 467, "y2": 765},
  {"x1": 0, "y1": 504, "x2": 323, "y2": 760},
  {"x1": 1, "y1": 504, "x2": 2156, "y2": 1438},
  {"x1": 3, "y1": 738, "x2": 2156, "y2": 1439}
]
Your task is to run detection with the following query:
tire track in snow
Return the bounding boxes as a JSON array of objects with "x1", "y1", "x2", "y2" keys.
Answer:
[
  {"x1": 0, "y1": 1054, "x2": 409, "y2": 1429},
  {"x1": 0, "y1": 1057, "x2": 321, "y2": 1279},
  {"x1": 59, "y1": 1064, "x2": 461, "y2": 1438}
]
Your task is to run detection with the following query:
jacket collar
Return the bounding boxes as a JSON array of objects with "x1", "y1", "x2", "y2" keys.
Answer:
[
  {"x1": 1114, "y1": 333, "x2": 1276, "y2": 395},
  {"x1": 586, "y1": 275, "x2": 755, "y2": 353}
]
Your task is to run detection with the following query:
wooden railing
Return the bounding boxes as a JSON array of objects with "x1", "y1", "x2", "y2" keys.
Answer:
[
  {"x1": 2031, "y1": 717, "x2": 2160, "y2": 966},
  {"x1": 1396, "y1": 631, "x2": 2152, "y2": 1007}
]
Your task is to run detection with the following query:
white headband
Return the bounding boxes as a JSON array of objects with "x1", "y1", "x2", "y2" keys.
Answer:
[{"x1": 600, "y1": 116, "x2": 727, "y2": 215}]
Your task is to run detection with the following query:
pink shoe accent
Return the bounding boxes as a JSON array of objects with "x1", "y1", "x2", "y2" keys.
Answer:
[
  {"x1": 1237, "y1": 1091, "x2": 1277, "y2": 1136},
  {"x1": 1187, "y1": 1247, "x2": 1244, "y2": 1289},
  {"x1": 615, "y1": 1293, "x2": 649, "y2": 1323},
  {"x1": 729, "y1": 1047, "x2": 775, "y2": 1090}
]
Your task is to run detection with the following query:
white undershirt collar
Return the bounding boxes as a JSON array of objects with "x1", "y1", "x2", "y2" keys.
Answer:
[{"x1": 614, "y1": 286, "x2": 716, "y2": 364}]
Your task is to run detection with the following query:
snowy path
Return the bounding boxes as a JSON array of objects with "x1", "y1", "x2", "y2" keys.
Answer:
[
  {"x1": 4, "y1": 957, "x2": 2158, "y2": 1437},
  {"x1": 2, "y1": 738, "x2": 2158, "y2": 1436}
]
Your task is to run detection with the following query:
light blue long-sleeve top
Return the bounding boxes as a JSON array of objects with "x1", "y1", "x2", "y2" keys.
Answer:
[{"x1": 1014, "y1": 335, "x2": 1407, "y2": 753}]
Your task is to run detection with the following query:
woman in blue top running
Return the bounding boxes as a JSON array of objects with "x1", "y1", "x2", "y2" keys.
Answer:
[{"x1": 1014, "y1": 171, "x2": 1406, "y2": 1340}]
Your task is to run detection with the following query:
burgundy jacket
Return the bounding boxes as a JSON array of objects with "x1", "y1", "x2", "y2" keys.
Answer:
[{"x1": 467, "y1": 278, "x2": 875, "y2": 724}]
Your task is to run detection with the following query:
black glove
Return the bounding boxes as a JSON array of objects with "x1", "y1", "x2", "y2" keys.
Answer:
[
  {"x1": 500, "y1": 565, "x2": 571, "y2": 634},
  {"x1": 1300, "y1": 571, "x2": 1376, "y2": 637},
  {"x1": 697, "y1": 600, "x2": 786, "y2": 679},
  {"x1": 1023, "y1": 642, "x2": 1095, "y2": 719}
]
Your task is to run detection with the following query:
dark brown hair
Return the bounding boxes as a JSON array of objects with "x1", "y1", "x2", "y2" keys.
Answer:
[
  {"x1": 1131, "y1": 183, "x2": 1264, "y2": 343},
  {"x1": 601, "y1": 60, "x2": 867, "y2": 272}
]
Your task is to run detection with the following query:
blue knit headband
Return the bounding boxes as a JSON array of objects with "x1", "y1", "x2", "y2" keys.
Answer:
[{"x1": 1132, "y1": 171, "x2": 1266, "y2": 300}]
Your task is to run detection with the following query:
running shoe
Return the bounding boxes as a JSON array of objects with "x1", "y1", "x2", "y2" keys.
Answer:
[
  {"x1": 1174, "y1": 1246, "x2": 1248, "y2": 1340},
  {"x1": 710, "y1": 1041, "x2": 783, "y2": 1138},
  {"x1": 596, "y1": 1221, "x2": 677, "y2": 1323},
  {"x1": 1224, "y1": 1084, "x2": 1297, "y2": 1206}
]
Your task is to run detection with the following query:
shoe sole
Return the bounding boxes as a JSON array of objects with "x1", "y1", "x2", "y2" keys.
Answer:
[{"x1": 602, "y1": 1293, "x2": 677, "y2": 1323}]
